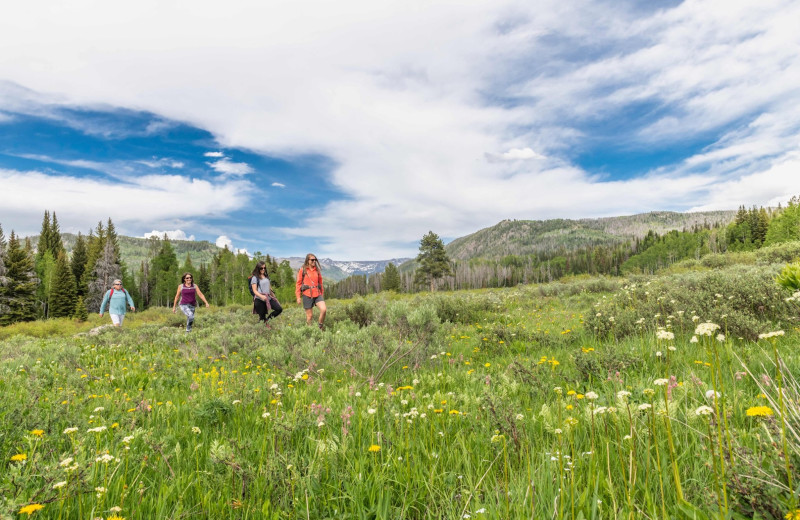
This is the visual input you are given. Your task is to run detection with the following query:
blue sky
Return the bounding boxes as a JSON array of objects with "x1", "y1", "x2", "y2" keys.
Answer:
[{"x1": 1, "y1": 0, "x2": 800, "y2": 259}]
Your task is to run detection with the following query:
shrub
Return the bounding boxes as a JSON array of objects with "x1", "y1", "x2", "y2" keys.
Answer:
[{"x1": 344, "y1": 297, "x2": 373, "y2": 328}]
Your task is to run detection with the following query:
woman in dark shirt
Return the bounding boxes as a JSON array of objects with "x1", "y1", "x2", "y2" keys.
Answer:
[
  {"x1": 172, "y1": 272, "x2": 210, "y2": 332},
  {"x1": 250, "y1": 261, "x2": 282, "y2": 329}
]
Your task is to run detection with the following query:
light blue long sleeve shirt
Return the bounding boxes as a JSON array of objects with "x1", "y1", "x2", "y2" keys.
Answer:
[{"x1": 99, "y1": 288, "x2": 135, "y2": 315}]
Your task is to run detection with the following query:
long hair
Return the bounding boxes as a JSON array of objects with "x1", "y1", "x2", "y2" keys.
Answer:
[
  {"x1": 251, "y1": 261, "x2": 268, "y2": 279},
  {"x1": 180, "y1": 272, "x2": 194, "y2": 286},
  {"x1": 303, "y1": 253, "x2": 321, "y2": 271}
]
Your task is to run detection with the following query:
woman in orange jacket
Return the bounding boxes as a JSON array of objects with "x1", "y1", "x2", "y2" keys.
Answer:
[{"x1": 296, "y1": 253, "x2": 326, "y2": 329}]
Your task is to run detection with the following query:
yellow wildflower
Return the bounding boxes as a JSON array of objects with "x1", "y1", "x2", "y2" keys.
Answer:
[
  {"x1": 18, "y1": 504, "x2": 44, "y2": 515},
  {"x1": 30, "y1": 429, "x2": 44, "y2": 437},
  {"x1": 368, "y1": 444, "x2": 381, "y2": 453},
  {"x1": 746, "y1": 406, "x2": 774, "y2": 417},
  {"x1": 11, "y1": 453, "x2": 27, "y2": 462}
]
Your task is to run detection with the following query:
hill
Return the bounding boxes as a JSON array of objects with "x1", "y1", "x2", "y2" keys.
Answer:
[{"x1": 444, "y1": 210, "x2": 737, "y2": 260}]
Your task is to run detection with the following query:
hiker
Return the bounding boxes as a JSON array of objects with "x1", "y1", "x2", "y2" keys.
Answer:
[
  {"x1": 250, "y1": 261, "x2": 282, "y2": 328},
  {"x1": 296, "y1": 253, "x2": 326, "y2": 329},
  {"x1": 99, "y1": 279, "x2": 135, "y2": 327},
  {"x1": 172, "y1": 272, "x2": 210, "y2": 332}
]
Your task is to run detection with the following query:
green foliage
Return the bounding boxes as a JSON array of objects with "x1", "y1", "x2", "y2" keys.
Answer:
[
  {"x1": 73, "y1": 296, "x2": 88, "y2": 321},
  {"x1": 586, "y1": 264, "x2": 794, "y2": 341},
  {"x1": 0, "y1": 231, "x2": 37, "y2": 325},
  {"x1": 344, "y1": 296, "x2": 373, "y2": 327},
  {"x1": 48, "y1": 251, "x2": 77, "y2": 318},
  {"x1": 765, "y1": 196, "x2": 800, "y2": 246},
  {"x1": 382, "y1": 262, "x2": 401, "y2": 291},
  {"x1": 414, "y1": 231, "x2": 452, "y2": 291},
  {"x1": 622, "y1": 229, "x2": 711, "y2": 273},
  {"x1": 776, "y1": 262, "x2": 800, "y2": 292},
  {"x1": 70, "y1": 232, "x2": 88, "y2": 296}
]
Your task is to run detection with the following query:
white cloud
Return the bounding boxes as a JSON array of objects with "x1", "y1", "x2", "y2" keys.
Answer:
[
  {"x1": 0, "y1": 111, "x2": 13, "y2": 123},
  {"x1": 271, "y1": 182, "x2": 285, "y2": 188},
  {"x1": 215, "y1": 235, "x2": 248, "y2": 256},
  {"x1": 138, "y1": 158, "x2": 184, "y2": 169},
  {"x1": 144, "y1": 229, "x2": 195, "y2": 241},
  {"x1": 209, "y1": 158, "x2": 254, "y2": 176},
  {"x1": 0, "y1": 167, "x2": 251, "y2": 237},
  {"x1": 215, "y1": 235, "x2": 232, "y2": 249},
  {"x1": 0, "y1": 1, "x2": 798, "y2": 257}
]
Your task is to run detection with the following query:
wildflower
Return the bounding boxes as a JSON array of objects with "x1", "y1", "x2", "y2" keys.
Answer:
[
  {"x1": 63, "y1": 427, "x2": 78, "y2": 434},
  {"x1": 18, "y1": 504, "x2": 44, "y2": 515},
  {"x1": 96, "y1": 453, "x2": 116, "y2": 464},
  {"x1": 694, "y1": 322, "x2": 720, "y2": 336},
  {"x1": 59, "y1": 457, "x2": 74, "y2": 467},
  {"x1": 695, "y1": 406, "x2": 714, "y2": 416},
  {"x1": 653, "y1": 379, "x2": 669, "y2": 386},
  {"x1": 484, "y1": 363, "x2": 491, "y2": 368},
  {"x1": 30, "y1": 429, "x2": 44, "y2": 437},
  {"x1": 656, "y1": 329, "x2": 674, "y2": 341},
  {"x1": 491, "y1": 434, "x2": 505, "y2": 443},
  {"x1": 705, "y1": 390, "x2": 720, "y2": 400},
  {"x1": 554, "y1": 428, "x2": 563, "y2": 434},
  {"x1": 192, "y1": 426, "x2": 201, "y2": 434},
  {"x1": 515, "y1": 414, "x2": 524, "y2": 420},
  {"x1": 93, "y1": 406, "x2": 105, "y2": 412},
  {"x1": 716, "y1": 333, "x2": 725, "y2": 342},
  {"x1": 746, "y1": 406, "x2": 774, "y2": 417},
  {"x1": 368, "y1": 444, "x2": 381, "y2": 452},
  {"x1": 87, "y1": 426, "x2": 107, "y2": 433},
  {"x1": 656, "y1": 351, "x2": 663, "y2": 358},
  {"x1": 553, "y1": 387, "x2": 563, "y2": 395},
  {"x1": 690, "y1": 336, "x2": 698, "y2": 343},
  {"x1": 616, "y1": 390, "x2": 631, "y2": 400},
  {"x1": 11, "y1": 453, "x2": 27, "y2": 462},
  {"x1": 758, "y1": 330, "x2": 785, "y2": 340},
  {"x1": 262, "y1": 412, "x2": 270, "y2": 418},
  {"x1": 368, "y1": 408, "x2": 377, "y2": 415},
  {"x1": 786, "y1": 508, "x2": 800, "y2": 520},
  {"x1": 53, "y1": 481, "x2": 67, "y2": 489},
  {"x1": 585, "y1": 391, "x2": 599, "y2": 400},
  {"x1": 355, "y1": 392, "x2": 361, "y2": 397}
]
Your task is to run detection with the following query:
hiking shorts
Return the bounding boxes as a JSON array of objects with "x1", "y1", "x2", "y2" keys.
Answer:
[
  {"x1": 302, "y1": 294, "x2": 324, "y2": 310},
  {"x1": 110, "y1": 314, "x2": 125, "y2": 326}
]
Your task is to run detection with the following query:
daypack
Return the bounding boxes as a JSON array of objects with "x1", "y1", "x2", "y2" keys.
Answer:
[
  {"x1": 109, "y1": 287, "x2": 127, "y2": 298},
  {"x1": 249, "y1": 274, "x2": 269, "y2": 297}
]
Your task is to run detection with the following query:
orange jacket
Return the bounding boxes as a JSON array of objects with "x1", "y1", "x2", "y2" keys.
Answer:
[{"x1": 296, "y1": 266, "x2": 323, "y2": 299}]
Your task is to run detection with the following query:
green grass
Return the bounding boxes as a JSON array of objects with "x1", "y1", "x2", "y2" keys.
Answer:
[{"x1": 1, "y1": 279, "x2": 799, "y2": 519}]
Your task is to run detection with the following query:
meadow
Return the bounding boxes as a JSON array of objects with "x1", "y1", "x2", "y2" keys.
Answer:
[{"x1": 2, "y1": 265, "x2": 800, "y2": 519}]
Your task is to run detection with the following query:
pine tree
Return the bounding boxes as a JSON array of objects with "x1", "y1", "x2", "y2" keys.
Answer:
[
  {"x1": 149, "y1": 235, "x2": 179, "y2": 307},
  {"x1": 49, "y1": 212, "x2": 65, "y2": 257},
  {"x1": 0, "y1": 224, "x2": 9, "y2": 316},
  {"x1": 382, "y1": 262, "x2": 401, "y2": 292},
  {"x1": 49, "y1": 251, "x2": 77, "y2": 318},
  {"x1": 71, "y1": 232, "x2": 88, "y2": 296},
  {"x1": 414, "y1": 231, "x2": 452, "y2": 292},
  {"x1": 1, "y1": 231, "x2": 38, "y2": 325},
  {"x1": 82, "y1": 222, "x2": 106, "y2": 296},
  {"x1": 36, "y1": 210, "x2": 51, "y2": 262},
  {"x1": 197, "y1": 263, "x2": 211, "y2": 296},
  {"x1": 73, "y1": 296, "x2": 89, "y2": 321}
]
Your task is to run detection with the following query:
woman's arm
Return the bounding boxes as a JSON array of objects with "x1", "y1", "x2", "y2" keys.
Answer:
[
  {"x1": 196, "y1": 286, "x2": 210, "y2": 307},
  {"x1": 172, "y1": 285, "x2": 182, "y2": 312}
]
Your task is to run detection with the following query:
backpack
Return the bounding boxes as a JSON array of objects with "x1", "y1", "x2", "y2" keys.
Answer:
[
  {"x1": 248, "y1": 274, "x2": 268, "y2": 297},
  {"x1": 109, "y1": 288, "x2": 127, "y2": 298}
]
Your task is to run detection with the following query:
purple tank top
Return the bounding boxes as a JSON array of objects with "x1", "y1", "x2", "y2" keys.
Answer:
[{"x1": 180, "y1": 285, "x2": 197, "y2": 306}]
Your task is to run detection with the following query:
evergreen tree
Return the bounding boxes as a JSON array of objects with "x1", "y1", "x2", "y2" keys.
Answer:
[
  {"x1": 765, "y1": 197, "x2": 800, "y2": 246},
  {"x1": 414, "y1": 231, "x2": 452, "y2": 292},
  {"x1": 49, "y1": 251, "x2": 77, "y2": 318},
  {"x1": 82, "y1": 222, "x2": 106, "y2": 296},
  {"x1": 181, "y1": 253, "x2": 194, "y2": 275},
  {"x1": 1, "y1": 231, "x2": 38, "y2": 325},
  {"x1": 49, "y1": 212, "x2": 65, "y2": 257},
  {"x1": 197, "y1": 263, "x2": 211, "y2": 296},
  {"x1": 36, "y1": 210, "x2": 51, "y2": 262},
  {"x1": 73, "y1": 296, "x2": 89, "y2": 321},
  {"x1": 71, "y1": 232, "x2": 88, "y2": 296},
  {"x1": 382, "y1": 262, "x2": 401, "y2": 292},
  {"x1": 0, "y1": 224, "x2": 9, "y2": 315},
  {"x1": 106, "y1": 218, "x2": 121, "y2": 260},
  {"x1": 35, "y1": 252, "x2": 56, "y2": 318}
]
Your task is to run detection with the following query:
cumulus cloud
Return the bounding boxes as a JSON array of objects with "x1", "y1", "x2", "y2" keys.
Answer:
[
  {"x1": 0, "y1": 167, "x2": 251, "y2": 237},
  {"x1": 271, "y1": 182, "x2": 285, "y2": 188},
  {"x1": 1, "y1": 1, "x2": 798, "y2": 257},
  {"x1": 144, "y1": 229, "x2": 195, "y2": 241},
  {"x1": 215, "y1": 235, "x2": 248, "y2": 256},
  {"x1": 209, "y1": 158, "x2": 254, "y2": 176}
]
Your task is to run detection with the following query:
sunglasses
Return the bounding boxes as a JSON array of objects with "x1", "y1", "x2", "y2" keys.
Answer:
[
  {"x1": 114, "y1": 283, "x2": 122, "y2": 286},
  {"x1": 309, "y1": 258, "x2": 317, "y2": 262}
]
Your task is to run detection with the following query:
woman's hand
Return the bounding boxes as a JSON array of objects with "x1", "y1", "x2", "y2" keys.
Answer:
[{"x1": 172, "y1": 307, "x2": 177, "y2": 313}]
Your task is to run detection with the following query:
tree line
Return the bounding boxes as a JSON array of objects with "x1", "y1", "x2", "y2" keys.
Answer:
[{"x1": 0, "y1": 212, "x2": 297, "y2": 326}]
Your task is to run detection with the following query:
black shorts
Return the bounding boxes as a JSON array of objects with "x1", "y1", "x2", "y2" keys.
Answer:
[{"x1": 302, "y1": 294, "x2": 324, "y2": 309}]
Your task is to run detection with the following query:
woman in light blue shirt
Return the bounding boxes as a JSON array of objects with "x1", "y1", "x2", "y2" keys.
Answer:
[{"x1": 99, "y1": 279, "x2": 136, "y2": 327}]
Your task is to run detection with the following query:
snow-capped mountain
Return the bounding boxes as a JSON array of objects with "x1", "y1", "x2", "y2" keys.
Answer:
[{"x1": 279, "y1": 257, "x2": 411, "y2": 282}]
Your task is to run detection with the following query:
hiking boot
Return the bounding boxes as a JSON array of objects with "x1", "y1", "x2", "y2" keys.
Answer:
[
  {"x1": 318, "y1": 323, "x2": 324, "y2": 331},
  {"x1": 265, "y1": 322, "x2": 273, "y2": 330}
]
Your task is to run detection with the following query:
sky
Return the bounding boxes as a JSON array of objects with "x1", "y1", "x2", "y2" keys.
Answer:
[{"x1": 1, "y1": 0, "x2": 800, "y2": 260}]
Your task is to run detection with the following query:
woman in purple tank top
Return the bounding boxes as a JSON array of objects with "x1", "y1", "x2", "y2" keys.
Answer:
[{"x1": 172, "y1": 272, "x2": 210, "y2": 332}]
